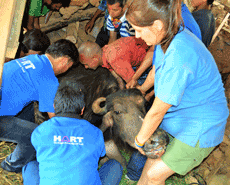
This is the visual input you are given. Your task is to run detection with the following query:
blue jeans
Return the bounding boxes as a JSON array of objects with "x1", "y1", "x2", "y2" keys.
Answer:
[
  {"x1": 126, "y1": 150, "x2": 147, "y2": 181},
  {"x1": 0, "y1": 103, "x2": 37, "y2": 172},
  {"x1": 22, "y1": 159, "x2": 123, "y2": 185},
  {"x1": 132, "y1": 66, "x2": 151, "y2": 86}
]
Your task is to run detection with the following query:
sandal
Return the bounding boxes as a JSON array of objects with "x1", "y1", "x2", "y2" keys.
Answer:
[{"x1": 189, "y1": 173, "x2": 207, "y2": 185}]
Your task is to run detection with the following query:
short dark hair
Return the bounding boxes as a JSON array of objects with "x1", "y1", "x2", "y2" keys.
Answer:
[
  {"x1": 51, "y1": 0, "x2": 71, "y2": 7},
  {"x1": 107, "y1": 0, "x2": 127, "y2": 7},
  {"x1": 45, "y1": 39, "x2": 79, "y2": 64},
  {"x1": 22, "y1": 29, "x2": 50, "y2": 54},
  {"x1": 54, "y1": 85, "x2": 85, "y2": 114}
]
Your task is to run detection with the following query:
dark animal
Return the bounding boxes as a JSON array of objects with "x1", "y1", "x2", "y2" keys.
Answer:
[
  {"x1": 36, "y1": 64, "x2": 120, "y2": 127},
  {"x1": 92, "y1": 89, "x2": 169, "y2": 161},
  {"x1": 92, "y1": 88, "x2": 146, "y2": 148},
  {"x1": 58, "y1": 66, "x2": 151, "y2": 166},
  {"x1": 36, "y1": 64, "x2": 167, "y2": 167},
  {"x1": 58, "y1": 64, "x2": 120, "y2": 127}
]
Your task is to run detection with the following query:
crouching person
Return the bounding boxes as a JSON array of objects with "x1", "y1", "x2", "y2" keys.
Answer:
[{"x1": 22, "y1": 85, "x2": 123, "y2": 185}]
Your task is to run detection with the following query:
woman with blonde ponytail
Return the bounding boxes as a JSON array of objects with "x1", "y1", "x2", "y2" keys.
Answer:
[{"x1": 125, "y1": 0, "x2": 229, "y2": 184}]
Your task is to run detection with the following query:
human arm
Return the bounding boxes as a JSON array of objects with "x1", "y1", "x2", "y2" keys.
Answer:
[
  {"x1": 135, "y1": 96, "x2": 172, "y2": 154},
  {"x1": 108, "y1": 31, "x2": 117, "y2": 44},
  {"x1": 85, "y1": 9, "x2": 104, "y2": 34},
  {"x1": 137, "y1": 65, "x2": 155, "y2": 96},
  {"x1": 110, "y1": 70, "x2": 125, "y2": 89},
  {"x1": 191, "y1": 0, "x2": 207, "y2": 9},
  {"x1": 126, "y1": 46, "x2": 154, "y2": 89}
]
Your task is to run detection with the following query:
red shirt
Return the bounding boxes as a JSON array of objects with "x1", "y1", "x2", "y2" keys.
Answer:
[{"x1": 102, "y1": 37, "x2": 148, "y2": 82}]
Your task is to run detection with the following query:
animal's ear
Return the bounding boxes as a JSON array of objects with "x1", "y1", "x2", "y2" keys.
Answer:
[{"x1": 92, "y1": 97, "x2": 107, "y2": 115}]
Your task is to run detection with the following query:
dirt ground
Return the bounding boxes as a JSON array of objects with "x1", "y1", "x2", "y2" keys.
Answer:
[{"x1": 0, "y1": 1, "x2": 230, "y2": 185}]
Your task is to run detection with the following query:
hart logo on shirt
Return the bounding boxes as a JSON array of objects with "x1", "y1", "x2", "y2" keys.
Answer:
[
  {"x1": 53, "y1": 135, "x2": 84, "y2": 145},
  {"x1": 16, "y1": 58, "x2": 36, "y2": 72}
]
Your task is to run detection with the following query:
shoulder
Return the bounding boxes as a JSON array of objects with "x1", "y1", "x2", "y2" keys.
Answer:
[
  {"x1": 162, "y1": 29, "x2": 211, "y2": 68},
  {"x1": 79, "y1": 119, "x2": 104, "y2": 138},
  {"x1": 32, "y1": 119, "x2": 52, "y2": 137},
  {"x1": 168, "y1": 29, "x2": 202, "y2": 55}
]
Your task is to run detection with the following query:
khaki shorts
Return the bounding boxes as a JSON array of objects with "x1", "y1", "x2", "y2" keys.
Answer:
[{"x1": 161, "y1": 134, "x2": 215, "y2": 175}]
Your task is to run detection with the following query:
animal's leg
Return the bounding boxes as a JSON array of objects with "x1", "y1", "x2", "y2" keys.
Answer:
[{"x1": 104, "y1": 139, "x2": 127, "y2": 168}]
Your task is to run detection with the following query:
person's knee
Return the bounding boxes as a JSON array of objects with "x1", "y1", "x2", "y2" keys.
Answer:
[
  {"x1": 146, "y1": 169, "x2": 168, "y2": 183},
  {"x1": 22, "y1": 161, "x2": 39, "y2": 185},
  {"x1": 22, "y1": 160, "x2": 38, "y2": 174},
  {"x1": 107, "y1": 159, "x2": 123, "y2": 172}
]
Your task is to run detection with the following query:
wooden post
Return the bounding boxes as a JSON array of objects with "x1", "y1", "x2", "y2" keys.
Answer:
[
  {"x1": 211, "y1": 12, "x2": 230, "y2": 44},
  {"x1": 0, "y1": 0, "x2": 26, "y2": 87}
]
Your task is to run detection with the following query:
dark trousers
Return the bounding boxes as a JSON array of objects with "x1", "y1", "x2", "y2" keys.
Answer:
[
  {"x1": 95, "y1": 27, "x2": 121, "y2": 48},
  {"x1": 0, "y1": 102, "x2": 38, "y2": 171},
  {"x1": 192, "y1": 9, "x2": 215, "y2": 47},
  {"x1": 96, "y1": 27, "x2": 110, "y2": 48}
]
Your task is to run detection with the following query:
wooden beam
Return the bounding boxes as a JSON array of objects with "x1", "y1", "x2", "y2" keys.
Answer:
[
  {"x1": 0, "y1": 0, "x2": 18, "y2": 87},
  {"x1": 211, "y1": 12, "x2": 230, "y2": 44},
  {"x1": 40, "y1": 7, "x2": 97, "y2": 33}
]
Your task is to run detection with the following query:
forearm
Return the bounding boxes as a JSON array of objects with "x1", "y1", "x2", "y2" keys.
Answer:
[
  {"x1": 137, "y1": 97, "x2": 172, "y2": 144},
  {"x1": 139, "y1": 66, "x2": 155, "y2": 93},
  {"x1": 91, "y1": 9, "x2": 103, "y2": 22},
  {"x1": 132, "y1": 59, "x2": 152, "y2": 81},
  {"x1": 111, "y1": 70, "x2": 125, "y2": 89},
  {"x1": 108, "y1": 31, "x2": 117, "y2": 44},
  {"x1": 131, "y1": 46, "x2": 154, "y2": 81}
]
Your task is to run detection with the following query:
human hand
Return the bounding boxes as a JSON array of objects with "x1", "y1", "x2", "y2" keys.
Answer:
[
  {"x1": 191, "y1": 0, "x2": 207, "y2": 8},
  {"x1": 143, "y1": 145, "x2": 166, "y2": 159},
  {"x1": 85, "y1": 19, "x2": 95, "y2": 34},
  {"x1": 142, "y1": 128, "x2": 169, "y2": 159},
  {"x1": 126, "y1": 79, "x2": 138, "y2": 89}
]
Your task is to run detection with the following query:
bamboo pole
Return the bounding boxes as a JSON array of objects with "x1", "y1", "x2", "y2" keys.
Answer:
[{"x1": 211, "y1": 12, "x2": 230, "y2": 44}]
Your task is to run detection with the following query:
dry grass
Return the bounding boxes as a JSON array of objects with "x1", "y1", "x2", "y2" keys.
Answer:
[{"x1": 0, "y1": 142, "x2": 23, "y2": 185}]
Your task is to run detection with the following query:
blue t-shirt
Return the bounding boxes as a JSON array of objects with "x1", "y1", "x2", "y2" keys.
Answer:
[
  {"x1": 153, "y1": 28, "x2": 229, "y2": 148},
  {"x1": 32, "y1": 117, "x2": 106, "y2": 185},
  {"x1": 0, "y1": 54, "x2": 58, "y2": 116},
  {"x1": 181, "y1": 3, "x2": 202, "y2": 40}
]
